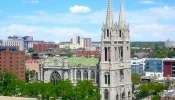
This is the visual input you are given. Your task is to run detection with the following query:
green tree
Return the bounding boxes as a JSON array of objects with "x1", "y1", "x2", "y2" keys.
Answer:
[
  {"x1": 135, "y1": 82, "x2": 166, "y2": 100},
  {"x1": 30, "y1": 70, "x2": 37, "y2": 78},
  {"x1": 55, "y1": 79, "x2": 74, "y2": 100},
  {"x1": 151, "y1": 95, "x2": 160, "y2": 100},
  {"x1": 74, "y1": 80, "x2": 101, "y2": 100},
  {"x1": 132, "y1": 72, "x2": 140, "y2": 85},
  {"x1": 28, "y1": 48, "x2": 35, "y2": 53},
  {"x1": 25, "y1": 70, "x2": 30, "y2": 83},
  {"x1": 138, "y1": 84, "x2": 150, "y2": 96},
  {"x1": 40, "y1": 83, "x2": 56, "y2": 100},
  {"x1": 0, "y1": 71, "x2": 24, "y2": 96},
  {"x1": 168, "y1": 51, "x2": 175, "y2": 58},
  {"x1": 68, "y1": 53, "x2": 73, "y2": 58}
]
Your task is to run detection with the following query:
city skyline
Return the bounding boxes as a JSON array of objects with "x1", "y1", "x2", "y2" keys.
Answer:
[{"x1": 0, "y1": 0, "x2": 175, "y2": 42}]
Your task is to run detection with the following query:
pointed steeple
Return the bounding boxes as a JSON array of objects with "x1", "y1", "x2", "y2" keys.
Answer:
[
  {"x1": 118, "y1": 0, "x2": 126, "y2": 28},
  {"x1": 106, "y1": 0, "x2": 113, "y2": 28}
]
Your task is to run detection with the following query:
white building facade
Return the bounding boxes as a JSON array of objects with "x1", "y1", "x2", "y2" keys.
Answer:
[
  {"x1": 4, "y1": 39, "x2": 24, "y2": 50},
  {"x1": 38, "y1": 56, "x2": 98, "y2": 86},
  {"x1": 60, "y1": 36, "x2": 92, "y2": 49},
  {"x1": 99, "y1": 0, "x2": 132, "y2": 100},
  {"x1": 131, "y1": 58, "x2": 146, "y2": 75}
]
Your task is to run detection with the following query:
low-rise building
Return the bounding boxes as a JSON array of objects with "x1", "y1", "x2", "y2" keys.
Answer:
[
  {"x1": 26, "y1": 59, "x2": 40, "y2": 72},
  {"x1": 27, "y1": 41, "x2": 44, "y2": 49},
  {"x1": 33, "y1": 42, "x2": 59, "y2": 52},
  {"x1": 145, "y1": 59, "x2": 163, "y2": 77},
  {"x1": 165, "y1": 39, "x2": 175, "y2": 50},
  {"x1": 163, "y1": 58, "x2": 175, "y2": 77},
  {"x1": 131, "y1": 58, "x2": 146, "y2": 75},
  {"x1": 75, "y1": 50, "x2": 100, "y2": 58}
]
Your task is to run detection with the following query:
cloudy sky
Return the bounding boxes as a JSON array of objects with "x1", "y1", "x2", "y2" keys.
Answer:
[{"x1": 0, "y1": 0, "x2": 175, "y2": 42}]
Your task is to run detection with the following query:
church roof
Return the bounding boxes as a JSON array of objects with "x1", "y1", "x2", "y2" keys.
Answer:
[
  {"x1": 46, "y1": 57, "x2": 99, "y2": 67},
  {"x1": 68, "y1": 57, "x2": 99, "y2": 67}
]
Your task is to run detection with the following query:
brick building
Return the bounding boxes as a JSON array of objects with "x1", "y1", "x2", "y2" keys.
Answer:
[
  {"x1": 0, "y1": 46, "x2": 25, "y2": 80},
  {"x1": 33, "y1": 42, "x2": 59, "y2": 52},
  {"x1": 75, "y1": 50, "x2": 100, "y2": 58},
  {"x1": 26, "y1": 59, "x2": 40, "y2": 72},
  {"x1": 163, "y1": 60, "x2": 175, "y2": 77}
]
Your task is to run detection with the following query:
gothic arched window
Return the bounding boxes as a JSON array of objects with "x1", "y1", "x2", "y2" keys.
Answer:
[
  {"x1": 104, "y1": 89, "x2": 109, "y2": 100},
  {"x1": 122, "y1": 92, "x2": 125, "y2": 99},
  {"x1": 83, "y1": 70, "x2": 88, "y2": 80},
  {"x1": 107, "y1": 29, "x2": 109, "y2": 37},
  {"x1": 119, "y1": 30, "x2": 122, "y2": 37},
  {"x1": 91, "y1": 71, "x2": 95, "y2": 82},
  {"x1": 128, "y1": 91, "x2": 131, "y2": 97},
  {"x1": 76, "y1": 70, "x2": 81, "y2": 81},
  {"x1": 104, "y1": 72, "x2": 110, "y2": 85},
  {"x1": 120, "y1": 69, "x2": 124, "y2": 79},
  {"x1": 50, "y1": 71, "x2": 61, "y2": 85}
]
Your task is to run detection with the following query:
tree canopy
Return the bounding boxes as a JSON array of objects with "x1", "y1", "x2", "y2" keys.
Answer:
[
  {"x1": 0, "y1": 71, "x2": 100, "y2": 100},
  {"x1": 132, "y1": 72, "x2": 141, "y2": 85},
  {"x1": 134, "y1": 82, "x2": 166, "y2": 100}
]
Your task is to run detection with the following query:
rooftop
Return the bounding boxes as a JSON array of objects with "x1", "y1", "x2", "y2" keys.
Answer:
[
  {"x1": 68, "y1": 57, "x2": 99, "y2": 66},
  {"x1": 46, "y1": 57, "x2": 99, "y2": 66}
]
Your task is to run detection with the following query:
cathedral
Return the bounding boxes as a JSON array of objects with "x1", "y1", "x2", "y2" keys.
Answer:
[
  {"x1": 37, "y1": 0, "x2": 132, "y2": 100},
  {"x1": 99, "y1": 0, "x2": 132, "y2": 99}
]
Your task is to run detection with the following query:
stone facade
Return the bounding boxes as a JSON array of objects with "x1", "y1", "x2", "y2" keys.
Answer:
[
  {"x1": 38, "y1": 56, "x2": 97, "y2": 85},
  {"x1": 99, "y1": 0, "x2": 132, "y2": 100}
]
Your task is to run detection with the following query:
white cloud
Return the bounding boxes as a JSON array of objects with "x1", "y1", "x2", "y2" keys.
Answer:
[
  {"x1": 70, "y1": 5, "x2": 91, "y2": 13},
  {"x1": 31, "y1": 0, "x2": 39, "y2": 4},
  {"x1": 3, "y1": 5, "x2": 175, "y2": 41},
  {"x1": 0, "y1": 24, "x2": 97, "y2": 41},
  {"x1": 8, "y1": 10, "x2": 105, "y2": 25},
  {"x1": 139, "y1": 0, "x2": 158, "y2": 4}
]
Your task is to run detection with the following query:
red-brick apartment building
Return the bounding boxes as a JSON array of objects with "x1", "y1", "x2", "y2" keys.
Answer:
[
  {"x1": 33, "y1": 42, "x2": 59, "y2": 52},
  {"x1": 0, "y1": 46, "x2": 25, "y2": 80},
  {"x1": 75, "y1": 50, "x2": 100, "y2": 58},
  {"x1": 163, "y1": 59, "x2": 175, "y2": 77}
]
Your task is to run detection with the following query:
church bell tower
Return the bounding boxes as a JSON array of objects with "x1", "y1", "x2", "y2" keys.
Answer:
[{"x1": 99, "y1": 0, "x2": 132, "y2": 100}]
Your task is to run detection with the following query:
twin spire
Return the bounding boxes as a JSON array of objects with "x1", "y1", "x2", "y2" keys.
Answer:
[
  {"x1": 106, "y1": 0, "x2": 126, "y2": 28},
  {"x1": 106, "y1": 0, "x2": 113, "y2": 28}
]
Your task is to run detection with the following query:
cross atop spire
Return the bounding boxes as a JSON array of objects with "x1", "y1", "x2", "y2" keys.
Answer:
[
  {"x1": 118, "y1": 0, "x2": 126, "y2": 28},
  {"x1": 106, "y1": 0, "x2": 113, "y2": 28}
]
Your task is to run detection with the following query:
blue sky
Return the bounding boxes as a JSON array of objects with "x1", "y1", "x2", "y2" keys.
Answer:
[{"x1": 0, "y1": 0, "x2": 175, "y2": 42}]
